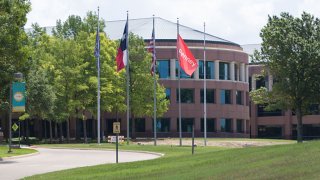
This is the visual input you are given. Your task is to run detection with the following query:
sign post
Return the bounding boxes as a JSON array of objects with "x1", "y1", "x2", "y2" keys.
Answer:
[{"x1": 113, "y1": 122, "x2": 120, "y2": 163}]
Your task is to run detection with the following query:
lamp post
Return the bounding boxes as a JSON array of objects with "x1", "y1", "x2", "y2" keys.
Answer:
[{"x1": 8, "y1": 72, "x2": 23, "y2": 153}]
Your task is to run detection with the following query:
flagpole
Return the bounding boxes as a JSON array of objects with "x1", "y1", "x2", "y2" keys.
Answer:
[
  {"x1": 177, "y1": 18, "x2": 182, "y2": 147},
  {"x1": 152, "y1": 15, "x2": 157, "y2": 146},
  {"x1": 97, "y1": 6, "x2": 101, "y2": 144},
  {"x1": 203, "y1": 22, "x2": 207, "y2": 146},
  {"x1": 126, "y1": 11, "x2": 130, "y2": 145}
]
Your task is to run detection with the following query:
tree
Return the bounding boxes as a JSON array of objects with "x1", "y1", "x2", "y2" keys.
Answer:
[
  {"x1": 51, "y1": 11, "x2": 108, "y2": 142},
  {"x1": 24, "y1": 23, "x2": 57, "y2": 141},
  {"x1": 250, "y1": 12, "x2": 320, "y2": 143},
  {"x1": 128, "y1": 33, "x2": 169, "y2": 137},
  {"x1": 0, "y1": 0, "x2": 31, "y2": 140}
]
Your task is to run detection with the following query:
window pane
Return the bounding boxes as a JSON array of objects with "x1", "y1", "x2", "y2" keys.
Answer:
[
  {"x1": 199, "y1": 60, "x2": 204, "y2": 79},
  {"x1": 236, "y1": 91, "x2": 243, "y2": 105},
  {"x1": 166, "y1": 88, "x2": 171, "y2": 101},
  {"x1": 207, "y1": 61, "x2": 215, "y2": 79},
  {"x1": 157, "y1": 60, "x2": 170, "y2": 79},
  {"x1": 220, "y1": 89, "x2": 231, "y2": 104},
  {"x1": 176, "y1": 60, "x2": 194, "y2": 79},
  {"x1": 219, "y1": 62, "x2": 230, "y2": 80},
  {"x1": 201, "y1": 89, "x2": 215, "y2": 103},
  {"x1": 237, "y1": 119, "x2": 244, "y2": 133},
  {"x1": 153, "y1": 118, "x2": 170, "y2": 132},
  {"x1": 201, "y1": 118, "x2": 215, "y2": 132},
  {"x1": 176, "y1": 89, "x2": 194, "y2": 103},
  {"x1": 234, "y1": 64, "x2": 238, "y2": 81},
  {"x1": 220, "y1": 118, "x2": 232, "y2": 132},
  {"x1": 177, "y1": 118, "x2": 194, "y2": 132},
  {"x1": 135, "y1": 118, "x2": 145, "y2": 132},
  {"x1": 199, "y1": 61, "x2": 215, "y2": 79}
]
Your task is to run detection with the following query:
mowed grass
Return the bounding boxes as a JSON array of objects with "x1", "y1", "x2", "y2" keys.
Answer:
[
  {"x1": 0, "y1": 146, "x2": 37, "y2": 158},
  {"x1": 26, "y1": 140, "x2": 320, "y2": 180}
]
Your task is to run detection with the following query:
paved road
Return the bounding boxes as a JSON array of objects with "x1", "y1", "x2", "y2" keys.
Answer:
[{"x1": 0, "y1": 147, "x2": 161, "y2": 180}]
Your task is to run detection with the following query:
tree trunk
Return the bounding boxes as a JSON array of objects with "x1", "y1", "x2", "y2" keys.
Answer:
[
  {"x1": 83, "y1": 119, "x2": 87, "y2": 144},
  {"x1": 49, "y1": 119, "x2": 53, "y2": 144},
  {"x1": 132, "y1": 115, "x2": 135, "y2": 139},
  {"x1": 59, "y1": 122, "x2": 63, "y2": 143},
  {"x1": 44, "y1": 120, "x2": 47, "y2": 143},
  {"x1": 54, "y1": 122, "x2": 58, "y2": 139},
  {"x1": 66, "y1": 118, "x2": 70, "y2": 143},
  {"x1": 26, "y1": 119, "x2": 30, "y2": 145},
  {"x1": 296, "y1": 108, "x2": 303, "y2": 143}
]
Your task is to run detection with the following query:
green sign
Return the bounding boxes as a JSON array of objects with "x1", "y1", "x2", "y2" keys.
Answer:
[
  {"x1": 12, "y1": 82, "x2": 26, "y2": 112},
  {"x1": 12, "y1": 123, "x2": 19, "y2": 132}
]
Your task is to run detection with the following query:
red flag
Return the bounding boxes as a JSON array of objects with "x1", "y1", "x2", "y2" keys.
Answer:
[
  {"x1": 116, "y1": 20, "x2": 128, "y2": 72},
  {"x1": 177, "y1": 35, "x2": 198, "y2": 76}
]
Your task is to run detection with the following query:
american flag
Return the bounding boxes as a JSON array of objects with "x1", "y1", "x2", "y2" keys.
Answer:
[{"x1": 148, "y1": 27, "x2": 156, "y2": 76}]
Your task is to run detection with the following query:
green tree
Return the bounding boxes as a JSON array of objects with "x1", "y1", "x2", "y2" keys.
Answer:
[
  {"x1": 128, "y1": 33, "x2": 169, "y2": 137},
  {"x1": 51, "y1": 12, "x2": 108, "y2": 142},
  {"x1": 0, "y1": 0, "x2": 30, "y2": 140},
  {"x1": 25, "y1": 24, "x2": 56, "y2": 142},
  {"x1": 50, "y1": 37, "x2": 83, "y2": 142},
  {"x1": 250, "y1": 12, "x2": 320, "y2": 143}
]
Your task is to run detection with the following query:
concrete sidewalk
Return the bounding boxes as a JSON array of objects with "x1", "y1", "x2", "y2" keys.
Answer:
[{"x1": 0, "y1": 147, "x2": 161, "y2": 180}]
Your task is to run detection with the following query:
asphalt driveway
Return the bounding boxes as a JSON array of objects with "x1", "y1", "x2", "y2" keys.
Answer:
[{"x1": 0, "y1": 147, "x2": 161, "y2": 180}]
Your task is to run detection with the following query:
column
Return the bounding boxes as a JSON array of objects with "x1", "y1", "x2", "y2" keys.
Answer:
[
  {"x1": 170, "y1": 59, "x2": 176, "y2": 80},
  {"x1": 215, "y1": 60, "x2": 220, "y2": 80},
  {"x1": 232, "y1": 118, "x2": 237, "y2": 133},
  {"x1": 216, "y1": 118, "x2": 221, "y2": 132},
  {"x1": 230, "y1": 61, "x2": 235, "y2": 81},
  {"x1": 244, "y1": 120, "x2": 247, "y2": 134},
  {"x1": 240, "y1": 63, "x2": 245, "y2": 82},
  {"x1": 251, "y1": 74, "x2": 257, "y2": 90},
  {"x1": 268, "y1": 74, "x2": 273, "y2": 91},
  {"x1": 194, "y1": 60, "x2": 199, "y2": 79}
]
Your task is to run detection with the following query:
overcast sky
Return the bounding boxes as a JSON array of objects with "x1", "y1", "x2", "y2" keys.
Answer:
[{"x1": 26, "y1": 0, "x2": 320, "y2": 45}]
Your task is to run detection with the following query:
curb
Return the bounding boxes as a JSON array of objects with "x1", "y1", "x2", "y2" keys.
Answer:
[
  {"x1": 0, "y1": 148, "x2": 40, "y2": 161},
  {"x1": 33, "y1": 146, "x2": 164, "y2": 157}
]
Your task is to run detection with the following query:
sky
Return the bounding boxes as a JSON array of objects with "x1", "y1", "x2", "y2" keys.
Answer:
[{"x1": 26, "y1": 0, "x2": 320, "y2": 45}]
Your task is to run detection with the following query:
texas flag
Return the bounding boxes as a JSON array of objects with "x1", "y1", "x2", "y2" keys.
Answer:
[
  {"x1": 116, "y1": 20, "x2": 128, "y2": 72},
  {"x1": 177, "y1": 35, "x2": 198, "y2": 76}
]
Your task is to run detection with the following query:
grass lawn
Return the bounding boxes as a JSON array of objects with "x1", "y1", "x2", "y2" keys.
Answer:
[
  {"x1": 26, "y1": 140, "x2": 320, "y2": 179},
  {"x1": 0, "y1": 145, "x2": 37, "y2": 158}
]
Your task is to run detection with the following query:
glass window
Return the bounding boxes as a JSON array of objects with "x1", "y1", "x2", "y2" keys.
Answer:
[
  {"x1": 106, "y1": 119, "x2": 117, "y2": 133},
  {"x1": 237, "y1": 119, "x2": 244, "y2": 133},
  {"x1": 177, "y1": 118, "x2": 194, "y2": 132},
  {"x1": 135, "y1": 118, "x2": 145, "y2": 132},
  {"x1": 234, "y1": 64, "x2": 238, "y2": 81},
  {"x1": 199, "y1": 60, "x2": 214, "y2": 79},
  {"x1": 256, "y1": 75, "x2": 268, "y2": 89},
  {"x1": 200, "y1": 89, "x2": 215, "y2": 103},
  {"x1": 219, "y1": 62, "x2": 230, "y2": 80},
  {"x1": 153, "y1": 118, "x2": 170, "y2": 132},
  {"x1": 236, "y1": 91, "x2": 243, "y2": 105},
  {"x1": 220, "y1": 89, "x2": 232, "y2": 104},
  {"x1": 157, "y1": 60, "x2": 170, "y2": 79},
  {"x1": 257, "y1": 104, "x2": 282, "y2": 117},
  {"x1": 220, "y1": 118, "x2": 232, "y2": 132},
  {"x1": 201, "y1": 118, "x2": 215, "y2": 132},
  {"x1": 176, "y1": 89, "x2": 194, "y2": 103},
  {"x1": 176, "y1": 60, "x2": 194, "y2": 79},
  {"x1": 166, "y1": 88, "x2": 171, "y2": 101}
]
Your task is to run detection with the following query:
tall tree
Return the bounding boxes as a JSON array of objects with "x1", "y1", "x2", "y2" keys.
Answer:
[
  {"x1": 250, "y1": 12, "x2": 320, "y2": 143},
  {"x1": 25, "y1": 23, "x2": 56, "y2": 141},
  {"x1": 0, "y1": 0, "x2": 31, "y2": 139},
  {"x1": 51, "y1": 11, "x2": 107, "y2": 142},
  {"x1": 128, "y1": 33, "x2": 169, "y2": 137}
]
